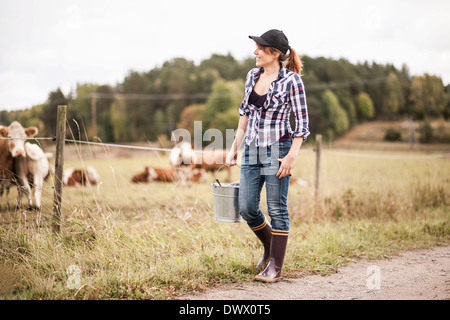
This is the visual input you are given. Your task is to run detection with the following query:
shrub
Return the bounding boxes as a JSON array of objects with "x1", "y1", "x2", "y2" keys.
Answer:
[
  {"x1": 418, "y1": 120, "x2": 433, "y2": 143},
  {"x1": 384, "y1": 128, "x2": 402, "y2": 141}
]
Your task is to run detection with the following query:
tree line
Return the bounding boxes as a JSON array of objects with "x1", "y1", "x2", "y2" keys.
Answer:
[{"x1": 1, "y1": 53, "x2": 449, "y2": 144}]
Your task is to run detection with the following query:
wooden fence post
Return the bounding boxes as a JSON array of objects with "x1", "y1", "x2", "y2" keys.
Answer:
[
  {"x1": 53, "y1": 105, "x2": 67, "y2": 232},
  {"x1": 315, "y1": 134, "x2": 322, "y2": 200}
]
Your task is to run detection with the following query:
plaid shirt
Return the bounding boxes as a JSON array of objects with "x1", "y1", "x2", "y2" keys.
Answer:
[{"x1": 239, "y1": 65, "x2": 310, "y2": 147}]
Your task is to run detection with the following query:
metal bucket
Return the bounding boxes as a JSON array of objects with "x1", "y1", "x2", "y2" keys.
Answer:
[{"x1": 212, "y1": 164, "x2": 242, "y2": 223}]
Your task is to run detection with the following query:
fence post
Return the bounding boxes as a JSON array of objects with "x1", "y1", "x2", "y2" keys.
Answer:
[
  {"x1": 53, "y1": 105, "x2": 67, "y2": 232},
  {"x1": 315, "y1": 134, "x2": 322, "y2": 200}
]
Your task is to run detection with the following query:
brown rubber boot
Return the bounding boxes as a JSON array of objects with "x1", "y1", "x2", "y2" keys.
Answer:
[
  {"x1": 251, "y1": 220, "x2": 272, "y2": 268},
  {"x1": 254, "y1": 230, "x2": 288, "y2": 283}
]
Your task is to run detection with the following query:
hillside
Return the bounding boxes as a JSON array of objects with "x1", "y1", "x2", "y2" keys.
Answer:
[{"x1": 331, "y1": 119, "x2": 450, "y2": 152}]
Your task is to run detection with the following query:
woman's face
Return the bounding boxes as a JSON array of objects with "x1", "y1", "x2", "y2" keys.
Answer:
[{"x1": 254, "y1": 44, "x2": 279, "y2": 68}]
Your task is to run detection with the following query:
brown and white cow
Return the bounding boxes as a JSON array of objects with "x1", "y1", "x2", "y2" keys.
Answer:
[
  {"x1": 3, "y1": 121, "x2": 50, "y2": 210},
  {"x1": 132, "y1": 167, "x2": 176, "y2": 183},
  {"x1": 131, "y1": 166, "x2": 206, "y2": 184},
  {"x1": 191, "y1": 149, "x2": 231, "y2": 181},
  {"x1": 0, "y1": 125, "x2": 14, "y2": 211},
  {"x1": 170, "y1": 142, "x2": 232, "y2": 182},
  {"x1": 63, "y1": 167, "x2": 100, "y2": 187}
]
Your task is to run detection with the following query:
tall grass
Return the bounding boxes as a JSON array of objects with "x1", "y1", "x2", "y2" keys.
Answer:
[{"x1": 0, "y1": 147, "x2": 449, "y2": 299}]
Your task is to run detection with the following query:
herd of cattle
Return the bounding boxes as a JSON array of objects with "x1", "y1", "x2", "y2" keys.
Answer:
[
  {"x1": 132, "y1": 142, "x2": 231, "y2": 184},
  {"x1": 0, "y1": 122, "x2": 232, "y2": 211},
  {"x1": 1, "y1": 121, "x2": 307, "y2": 212}
]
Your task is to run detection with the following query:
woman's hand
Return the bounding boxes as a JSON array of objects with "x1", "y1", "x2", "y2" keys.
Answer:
[
  {"x1": 276, "y1": 154, "x2": 296, "y2": 178},
  {"x1": 225, "y1": 148, "x2": 238, "y2": 167},
  {"x1": 276, "y1": 137, "x2": 303, "y2": 178},
  {"x1": 226, "y1": 116, "x2": 248, "y2": 167}
]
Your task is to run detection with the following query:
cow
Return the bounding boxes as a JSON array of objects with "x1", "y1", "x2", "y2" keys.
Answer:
[
  {"x1": 131, "y1": 166, "x2": 206, "y2": 184},
  {"x1": 170, "y1": 141, "x2": 194, "y2": 168},
  {"x1": 132, "y1": 167, "x2": 176, "y2": 183},
  {"x1": 191, "y1": 149, "x2": 231, "y2": 182},
  {"x1": 170, "y1": 142, "x2": 232, "y2": 182},
  {"x1": 3, "y1": 121, "x2": 50, "y2": 210},
  {"x1": 63, "y1": 167, "x2": 100, "y2": 187},
  {"x1": 0, "y1": 125, "x2": 14, "y2": 211}
]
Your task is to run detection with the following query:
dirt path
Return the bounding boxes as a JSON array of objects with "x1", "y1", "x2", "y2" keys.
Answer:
[{"x1": 181, "y1": 246, "x2": 450, "y2": 300}]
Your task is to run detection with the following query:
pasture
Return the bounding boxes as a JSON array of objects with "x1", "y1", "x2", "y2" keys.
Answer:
[{"x1": 0, "y1": 143, "x2": 449, "y2": 299}]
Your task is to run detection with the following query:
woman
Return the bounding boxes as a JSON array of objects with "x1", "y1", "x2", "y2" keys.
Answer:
[{"x1": 226, "y1": 29, "x2": 310, "y2": 283}]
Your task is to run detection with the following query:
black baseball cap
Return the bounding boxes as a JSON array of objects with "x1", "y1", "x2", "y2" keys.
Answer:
[{"x1": 249, "y1": 29, "x2": 290, "y2": 54}]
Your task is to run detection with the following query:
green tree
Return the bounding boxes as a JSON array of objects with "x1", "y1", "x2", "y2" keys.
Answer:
[
  {"x1": 8, "y1": 52, "x2": 447, "y2": 144},
  {"x1": 96, "y1": 85, "x2": 115, "y2": 142},
  {"x1": 321, "y1": 90, "x2": 349, "y2": 139},
  {"x1": 418, "y1": 118, "x2": 433, "y2": 143},
  {"x1": 40, "y1": 88, "x2": 70, "y2": 137},
  {"x1": 120, "y1": 71, "x2": 153, "y2": 141},
  {"x1": 355, "y1": 92, "x2": 375, "y2": 121},
  {"x1": 444, "y1": 84, "x2": 450, "y2": 120},
  {"x1": 0, "y1": 110, "x2": 11, "y2": 125},
  {"x1": 110, "y1": 98, "x2": 130, "y2": 142},
  {"x1": 152, "y1": 109, "x2": 166, "y2": 139},
  {"x1": 385, "y1": 72, "x2": 404, "y2": 117},
  {"x1": 409, "y1": 74, "x2": 447, "y2": 119},
  {"x1": 203, "y1": 79, "x2": 243, "y2": 129},
  {"x1": 199, "y1": 53, "x2": 240, "y2": 81},
  {"x1": 67, "y1": 83, "x2": 98, "y2": 141},
  {"x1": 176, "y1": 104, "x2": 206, "y2": 137}
]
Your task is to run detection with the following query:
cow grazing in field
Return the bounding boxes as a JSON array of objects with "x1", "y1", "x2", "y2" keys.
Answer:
[
  {"x1": 131, "y1": 166, "x2": 206, "y2": 184},
  {"x1": 63, "y1": 167, "x2": 100, "y2": 187},
  {"x1": 131, "y1": 167, "x2": 151, "y2": 183},
  {"x1": 132, "y1": 167, "x2": 176, "y2": 183},
  {"x1": 191, "y1": 149, "x2": 231, "y2": 181},
  {"x1": 0, "y1": 125, "x2": 14, "y2": 211},
  {"x1": 3, "y1": 121, "x2": 50, "y2": 210},
  {"x1": 170, "y1": 142, "x2": 232, "y2": 182},
  {"x1": 170, "y1": 142, "x2": 194, "y2": 168}
]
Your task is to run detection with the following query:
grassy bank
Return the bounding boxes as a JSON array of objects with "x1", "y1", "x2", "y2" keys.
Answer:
[{"x1": 0, "y1": 148, "x2": 449, "y2": 299}]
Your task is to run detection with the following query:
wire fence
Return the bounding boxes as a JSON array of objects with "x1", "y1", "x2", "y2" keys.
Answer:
[
  {"x1": 1, "y1": 107, "x2": 449, "y2": 231},
  {"x1": 2, "y1": 136, "x2": 449, "y2": 159}
]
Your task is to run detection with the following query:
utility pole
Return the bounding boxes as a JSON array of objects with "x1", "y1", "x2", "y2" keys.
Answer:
[
  {"x1": 409, "y1": 114, "x2": 415, "y2": 149},
  {"x1": 91, "y1": 93, "x2": 97, "y2": 158},
  {"x1": 91, "y1": 93, "x2": 97, "y2": 140}
]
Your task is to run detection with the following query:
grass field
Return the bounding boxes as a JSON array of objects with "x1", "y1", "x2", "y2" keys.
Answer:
[{"x1": 0, "y1": 142, "x2": 449, "y2": 299}]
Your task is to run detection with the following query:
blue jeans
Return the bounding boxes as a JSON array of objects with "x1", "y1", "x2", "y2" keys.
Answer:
[{"x1": 239, "y1": 140, "x2": 292, "y2": 231}]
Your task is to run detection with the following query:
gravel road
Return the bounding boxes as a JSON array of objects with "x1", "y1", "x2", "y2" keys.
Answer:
[{"x1": 181, "y1": 245, "x2": 450, "y2": 300}]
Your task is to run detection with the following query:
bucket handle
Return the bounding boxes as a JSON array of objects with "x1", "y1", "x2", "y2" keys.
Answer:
[{"x1": 213, "y1": 163, "x2": 240, "y2": 187}]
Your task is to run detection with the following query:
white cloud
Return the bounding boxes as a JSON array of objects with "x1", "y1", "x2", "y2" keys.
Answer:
[
  {"x1": 0, "y1": 71, "x2": 46, "y2": 110},
  {"x1": 1, "y1": 0, "x2": 449, "y2": 110}
]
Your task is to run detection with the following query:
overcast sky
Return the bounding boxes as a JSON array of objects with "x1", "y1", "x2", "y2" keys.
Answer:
[{"x1": 1, "y1": 0, "x2": 449, "y2": 111}]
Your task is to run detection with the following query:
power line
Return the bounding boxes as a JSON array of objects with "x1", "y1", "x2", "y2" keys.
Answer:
[
  {"x1": 2, "y1": 135, "x2": 447, "y2": 160},
  {"x1": 81, "y1": 76, "x2": 394, "y2": 101},
  {"x1": 88, "y1": 91, "x2": 239, "y2": 101}
]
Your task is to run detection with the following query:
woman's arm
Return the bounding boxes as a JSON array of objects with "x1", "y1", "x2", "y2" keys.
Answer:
[
  {"x1": 276, "y1": 74, "x2": 310, "y2": 178},
  {"x1": 225, "y1": 115, "x2": 248, "y2": 166},
  {"x1": 276, "y1": 136, "x2": 303, "y2": 178}
]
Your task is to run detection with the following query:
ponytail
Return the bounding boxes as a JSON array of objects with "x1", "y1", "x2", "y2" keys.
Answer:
[
  {"x1": 265, "y1": 45, "x2": 304, "y2": 75},
  {"x1": 284, "y1": 47, "x2": 303, "y2": 75}
]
